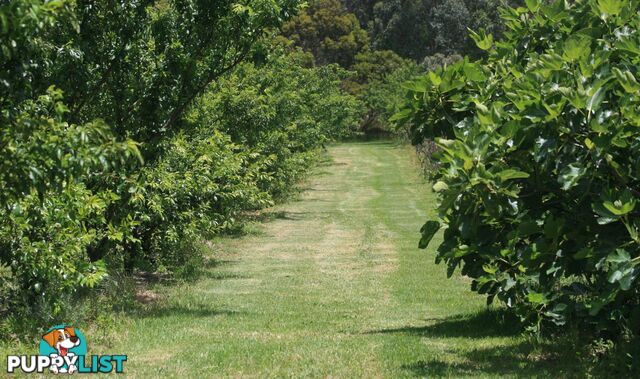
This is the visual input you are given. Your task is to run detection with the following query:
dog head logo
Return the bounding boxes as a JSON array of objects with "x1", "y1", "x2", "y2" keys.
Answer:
[
  {"x1": 42, "y1": 327, "x2": 81, "y2": 357},
  {"x1": 39, "y1": 325, "x2": 87, "y2": 374}
]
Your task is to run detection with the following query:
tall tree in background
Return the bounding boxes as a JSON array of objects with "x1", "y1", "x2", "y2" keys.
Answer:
[
  {"x1": 345, "y1": 0, "x2": 513, "y2": 62},
  {"x1": 281, "y1": 0, "x2": 369, "y2": 67},
  {"x1": 368, "y1": 0, "x2": 430, "y2": 60}
]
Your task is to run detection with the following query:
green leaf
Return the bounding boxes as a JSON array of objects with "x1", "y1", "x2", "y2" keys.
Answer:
[
  {"x1": 463, "y1": 62, "x2": 487, "y2": 82},
  {"x1": 419, "y1": 221, "x2": 440, "y2": 249},
  {"x1": 584, "y1": 138, "x2": 595, "y2": 150},
  {"x1": 617, "y1": 37, "x2": 640, "y2": 55},
  {"x1": 468, "y1": 28, "x2": 493, "y2": 51},
  {"x1": 562, "y1": 35, "x2": 591, "y2": 62},
  {"x1": 541, "y1": 0, "x2": 567, "y2": 20},
  {"x1": 497, "y1": 169, "x2": 530, "y2": 182},
  {"x1": 525, "y1": 0, "x2": 541, "y2": 12},
  {"x1": 586, "y1": 87, "x2": 606, "y2": 119},
  {"x1": 527, "y1": 292, "x2": 548, "y2": 304},
  {"x1": 612, "y1": 68, "x2": 640, "y2": 93},
  {"x1": 401, "y1": 77, "x2": 429, "y2": 92},
  {"x1": 482, "y1": 264, "x2": 498, "y2": 274},
  {"x1": 432, "y1": 181, "x2": 449, "y2": 192},
  {"x1": 574, "y1": 248, "x2": 594, "y2": 259},
  {"x1": 596, "y1": 0, "x2": 625, "y2": 16},
  {"x1": 607, "y1": 249, "x2": 630, "y2": 264},
  {"x1": 427, "y1": 71, "x2": 442, "y2": 86},
  {"x1": 618, "y1": 273, "x2": 634, "y2": 290},
  {"x1": 592, "y1": 202, "x2": 620, "y2": 224},
  {"x1": 558, "y1": 164, "x2": 586, "y2": 190},
  {"x1": 603, "y1": 200, "x2": 635, "y2": 215},
  {"x1": 602, "y1": 190, "x2": 636, "y2": 216},
  {"x1": 389, "y1": 108, "x2": 413, "y2": 123},
  {"x1": 435, "y1": 138, "x2": 456, "y2": 148}
]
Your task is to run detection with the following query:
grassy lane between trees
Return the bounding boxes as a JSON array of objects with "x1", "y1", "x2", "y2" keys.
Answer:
[
  {"x1": 2, "y1": 141, "x2": 584, "y2": 377},
  {"x1": 104, "y1": 141, "x2": 589, "y2": 377}
]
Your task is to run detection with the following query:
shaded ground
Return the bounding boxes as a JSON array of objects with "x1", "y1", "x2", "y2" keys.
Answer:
[{"x1": 100, "y1": 142, "x2": 582, "y2": 377}]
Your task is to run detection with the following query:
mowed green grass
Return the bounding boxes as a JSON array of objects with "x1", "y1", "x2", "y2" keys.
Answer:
[{"x1": 3, "y1": 141, "x2": 583, "y2": 377}]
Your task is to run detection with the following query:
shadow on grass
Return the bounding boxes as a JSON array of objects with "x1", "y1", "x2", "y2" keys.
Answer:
[
  {"x1": 220, "y1": 210, "x2": 312, "y2": 238},
  {"x1": 203, "y1": 259, "x2": 239, "y2": 269},
  {"x1": 339, "y1": 133, "x2": 398, "y2": 143},
  {"x1": 313, "y1": 169, "x2": 333, "y2": 177},
  {"x1": 369, "y1": 309, "x2": 586, "y2": 377},
  {"x1": 139, "y1": 305, "x2": 242, "y2": 319},
  {"x1": 202, "y1": 271, "x2": 251, "y2": 280},
  {"x1": 369, "y1": 309, "x2": 521, "y2": 339},
  {"x1": 251, "y1": 210, "x2": 310, "y2": 222},
  {"x1": 131, "y1": 302, "x2": 244, "y2": 319},
  {"x1": 401, "y1": 340, "x2": 583, "y2": 378}
]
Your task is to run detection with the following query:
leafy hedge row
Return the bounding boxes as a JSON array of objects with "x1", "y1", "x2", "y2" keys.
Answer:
[
  {"x1": 396, "y1": 0, "x2": 640, "y2": 336},
  {"x1": 0, "y1": 0, "x2": 362, "y2": 332}
]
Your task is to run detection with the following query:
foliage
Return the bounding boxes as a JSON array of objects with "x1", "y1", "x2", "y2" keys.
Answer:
[
  {"x1": 117, "y1": 49, "x2": 363, "y2": 275},
  {"x1": 281, "y1": 0, "x2": 369, "y2": 67},
  {"x1": 395, "y1": 0, "x2": 640, "y2": 338},
  {"x1": 421, "y1": 53, "x2": 463, "y2": 73},
  {"x1": 0, "y1": 0, "x2": 365, "y2": 334},
  {"x1": 0, "y1": 87, "x2": 139, "y2": 323},
  {"x1": 121, "y1": 129, "x2": 270, "y2": 274},
  {"x1": 282, "y1": 2, "x2": 424, "y2": 133},
  {"x1": 191, "y1": 50, "x2": 364, "y2": 197},
  {"x1": 347, "y1": 49, "x2": 420, "y2": 132},
  {"x1": 36, "y1": 0, "x2": 296, "y2": 154},
  {"x1": 366, "y1": 0, "x2": 514, "y2": 61},
  {"x1": 0, "y1": 0, "x2": 304, "y2": 330}
]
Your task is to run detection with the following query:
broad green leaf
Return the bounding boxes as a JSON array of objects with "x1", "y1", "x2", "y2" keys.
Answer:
[
  {"x1": 586, "y1": 87, "x2": 606, "y2": 119},
  {"x1": 427, "y1": 71, "x2": 442, "y2": 86},
  {"x1": 584, "y1": 138, "x2": 595, "y2": 150},
  {"x1": 541, "y1": 0, "x2": 568, "y2": 21},
  {"x1": 463, "y1": 63, "x2": 487, "y2": 82},
  {"x1": 527, "y1": 292, "x2": 547, "y2": 304},
  {"x1": 389, "y1": 108, "x2": 413, "y2": 123},
  {"x1": 593, "y1": 202, "x2": 620, "y2": 223},
  {"x1": 497, "y1": 169, "x2": 530, "y2": 181},
  {"x1": 419, "y1": 221, "x2": 441, "y2": 249},
  {"x1": 596, "y1": 0, "x2": 625, "y2": 16},
  {"x1": 562, "y1": 35, "x2": 591, "y2": 62},
  {"x1": 558, "y1": 164, "x2": 586, "y2": 190},
  {"x1": 432, "y1": 181, "x2": 449, "y2": 192},
  {"x1": 618, "y1": 273, "x2": 634, "y2": 290},
  {"x1": 607, "y1": 249, "x2": 630, "y2": 264},
  {"x1": 468, "y1": 28, "x2": 493, "y2": 51},
  {"x1": 401, "y1": 77, "x2": 429, "y2": 93},
  {"x1": 525, "y1": 0, "x2": 541, "y2": 12},
  {"x1": 612, "y1": 67, "x2": 640, "y2": 93},
  {"x1": 603, "y1": 201, "x2": 635, "y2": 215},
  {"x1": 602, "y1": 190, "x2": 636, "y2": 215}
]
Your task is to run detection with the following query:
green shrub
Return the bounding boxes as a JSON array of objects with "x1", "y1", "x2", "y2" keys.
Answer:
[
  {"x1": 191, "y1": 51, "x2": 364, "y2": 197},
  {"x1": 395, "y1": 0, "x2": 640, "y2": 336},
  {"x1": 349, "y1": 50, "x2": 421, "y2": 132},
  {"x1": 126, "y1": 129, "x2": 271, "y2": 273},
  {"x1": 0, "y1": 87, "x2": 139, "y2": 325}
]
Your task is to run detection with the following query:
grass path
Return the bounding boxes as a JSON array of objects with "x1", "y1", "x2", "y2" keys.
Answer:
[{"x1": 107, "y1": 141, "x2": 576, "y2": 377}]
